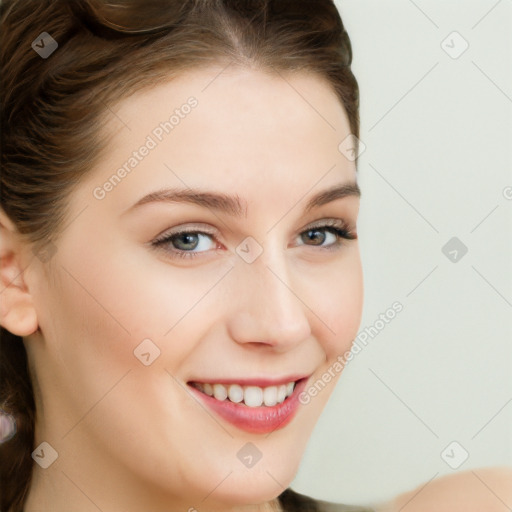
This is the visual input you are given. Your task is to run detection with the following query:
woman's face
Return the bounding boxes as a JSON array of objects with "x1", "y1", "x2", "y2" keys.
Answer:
[{"x1": 24, "y1": 66, "x2": 363, "y2": 510}]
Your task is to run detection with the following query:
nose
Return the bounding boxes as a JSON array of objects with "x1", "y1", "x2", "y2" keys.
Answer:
[{"x1": 226, "y1": 246, "x2": 312, "y2": 352}]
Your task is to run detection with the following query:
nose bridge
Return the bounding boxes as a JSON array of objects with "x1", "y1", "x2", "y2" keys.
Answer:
[{"x1": 226, "y1": 241, "x2": 312, "y2": 349}]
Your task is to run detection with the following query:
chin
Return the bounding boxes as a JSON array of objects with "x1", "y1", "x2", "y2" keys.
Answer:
[
  {"x1": 191, "y1": 453, "x2": 301, "y2": 508},
  {"x1": 199, "y1": 477, "x2": 287, "y2": 509}
]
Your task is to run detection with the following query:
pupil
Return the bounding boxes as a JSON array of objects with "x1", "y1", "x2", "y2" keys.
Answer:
[
  {"x1": 175, "y1": 233, "x2": 198, "y2": 250},
  {"x1": 303, "y1": 229, "x2": 325, "y2": 246}
]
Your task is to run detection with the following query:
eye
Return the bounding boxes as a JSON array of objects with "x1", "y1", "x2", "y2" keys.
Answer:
[
  {"x1": 151, "y1": 228, "x2": 219, "y2": 260},
  {"x1": 150, "y1": 219, "x2": 356, "y2": 261},
  {"x1": 295, "y1": 219, "x2": 356, "y2": 250}
]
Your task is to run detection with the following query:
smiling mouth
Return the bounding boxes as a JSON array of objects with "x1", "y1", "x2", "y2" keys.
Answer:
[
  {"x1": 187, "y1": 377, "x2": 308, "y2": 434},
  {"x1": 188, "y1": 380, "x2": 298, "y2": 407}
]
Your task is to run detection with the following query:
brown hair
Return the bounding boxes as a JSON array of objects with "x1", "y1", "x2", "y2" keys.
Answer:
[{"x1": 0, "y1": 0, "x2": 359, "y2": 509}]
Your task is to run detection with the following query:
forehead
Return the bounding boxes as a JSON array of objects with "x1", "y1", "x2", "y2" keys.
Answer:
[
  {"x1": 76, "y1": 66, "x2": 356, "y2": 215},
  {"x1": 107, "y1": 64, "x2": 351, "y2": 153},
  {"x1": 113, "y1": 64, "x2": 347, "y2": 125}
]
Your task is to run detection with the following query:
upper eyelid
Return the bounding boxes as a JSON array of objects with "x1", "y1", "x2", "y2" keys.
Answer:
[
  {"x1": 155, "y1": 217, "x2": 352, "y2": 237},
  {"x1": 152, "y1": 222, "x2": 217, "y2": 239}
]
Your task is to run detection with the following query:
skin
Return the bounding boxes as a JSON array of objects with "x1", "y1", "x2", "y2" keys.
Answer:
[
  {"x1": 380, "y1": 467, "x2": 512, "y2": 512},
  {"x1": 0, "y1": 67, "x2": 364, "y2": 511},
  {"x1": 2, "y1": 65, "x2": 510, "y2": 512}
]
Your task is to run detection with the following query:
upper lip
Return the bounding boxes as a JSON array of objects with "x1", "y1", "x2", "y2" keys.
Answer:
[{"x1": 187, "y1": 374, "x2": 310, "y2": 388}]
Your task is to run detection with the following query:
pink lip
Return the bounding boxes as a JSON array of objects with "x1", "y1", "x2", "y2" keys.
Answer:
[{"x1": 187, "y1": 377, "x2": 308, "y2": 434}]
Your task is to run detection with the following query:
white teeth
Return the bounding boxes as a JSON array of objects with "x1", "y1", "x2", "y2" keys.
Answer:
[
  {"x1": 277, "y1": 384, "x2": 287, "y2": 403},
  {"x1": 193, "y1": 380, "x2": 298, "y2": 406},
  {"x1": 244, "y1": 386, "x2": 264, "y2": 407},
  {"x1": 213, "y1": 383, "x2": 228, "y2": 401},
  {"x1": 228, "y1": 384, "x2": 244, "y2": 403},
  {"x1": 203, "y1": 383, "x2": 213, "y2": 396},
  {"x1": 263, "y1": 386, "x2": 278, "y2": 406}
]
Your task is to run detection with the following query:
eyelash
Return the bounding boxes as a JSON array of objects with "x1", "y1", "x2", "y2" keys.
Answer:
[{"x1": 151, "y1": 219, "x2": 357, "y2": 261}]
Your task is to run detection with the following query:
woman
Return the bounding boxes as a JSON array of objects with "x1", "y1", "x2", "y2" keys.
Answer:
[{"x1": 0, "y1": 1, "x2": 510, "y2": 511}]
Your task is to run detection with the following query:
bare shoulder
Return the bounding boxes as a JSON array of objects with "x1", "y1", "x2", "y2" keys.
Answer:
[{"x1": 374, "y1": 467, "x2": 512, "y2": 512}]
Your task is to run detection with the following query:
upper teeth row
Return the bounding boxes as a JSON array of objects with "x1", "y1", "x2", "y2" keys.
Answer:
[{"x1": 193, "y1": 382, "x2": 296, "y2": 407}]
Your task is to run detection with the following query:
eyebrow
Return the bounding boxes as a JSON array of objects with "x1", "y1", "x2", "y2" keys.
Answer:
[{"x1": 124, "y1": 182, "x2": 360, "y2": 217}]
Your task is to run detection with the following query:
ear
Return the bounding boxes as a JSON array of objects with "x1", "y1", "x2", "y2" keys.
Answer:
[{"x1": 0, "y1": 208, "x2": 38, "y2": 336}]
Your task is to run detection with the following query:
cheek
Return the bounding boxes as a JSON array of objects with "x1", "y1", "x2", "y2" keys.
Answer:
[
  {"x1": 309, "y1": 249, "x2": 364, "y2": 359},
  {"x1": 46, "y1": 243, "x2": 229, "y2": 379},
  {"x1": 37, "y1": 253, "x2": 210, "y2": 449}
]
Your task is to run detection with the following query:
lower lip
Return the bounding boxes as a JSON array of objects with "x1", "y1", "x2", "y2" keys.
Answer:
[{"x1": 188, "y1": 379, "x2": 307, "y2": 434}]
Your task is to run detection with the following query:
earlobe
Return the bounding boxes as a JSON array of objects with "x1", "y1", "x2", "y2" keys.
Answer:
[{"x1": 0, "y1": 208, "x2": 39, "y2": 337}]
